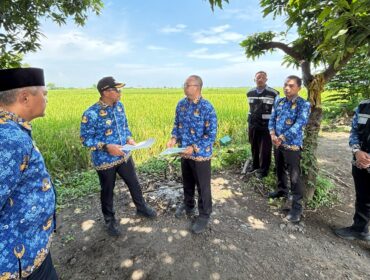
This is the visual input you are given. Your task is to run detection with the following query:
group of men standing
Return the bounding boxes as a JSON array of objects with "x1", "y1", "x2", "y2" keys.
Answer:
[
  {"x1": 247, "y1": 70, "x2": 370, "y2": 236},
  {"x1": 1, "y1": 67, "x2": 369, "y2": 280},
  {"x1": 246, "y1": 71, "x2": 310, "y2": 222}
]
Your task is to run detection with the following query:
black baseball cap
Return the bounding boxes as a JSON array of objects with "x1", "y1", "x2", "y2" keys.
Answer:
[
  {"x1": 0, "y1": 68, "x2": 45, "y2": 91},
  {"x1": 97, "y1": 76, "x2": 125, "y2": 93}
]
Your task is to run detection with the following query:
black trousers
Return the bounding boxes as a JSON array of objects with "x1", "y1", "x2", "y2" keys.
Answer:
[
  {"x1": 181, "y1": 158, "x2": 212, "y2": 218},
  {"x1": 96, "y1": 157, "x2": 146, "y2": 222},
  {"x1": 276, "y1": 146, "x2": 303, "y2": 210},
  {"x1": 248, "y1": 126, "x2": 272, "y2": 176},
  {"x1": 352, "y1": 165, "x2": 370, "y2": 233},
  {"x1": 24, "y1": 253, "x2": 58, "y2": 280}
]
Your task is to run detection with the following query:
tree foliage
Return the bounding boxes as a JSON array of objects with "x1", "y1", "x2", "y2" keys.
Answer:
[
  {"x1": 208, "y1": 0, "x2": 370, "y2": 199},
  {"x1": 239, "y1": 0, "x2": 370, "y2": 83},
  {"x1": 0, "y1": 0, "x2": 103, "y2": 68},
  {"x1": 325, "y1": 47, "x2": 370, "y2": 114},
  {"x1": 208, "y1": 0, "x2": 229, "y2": 11}
]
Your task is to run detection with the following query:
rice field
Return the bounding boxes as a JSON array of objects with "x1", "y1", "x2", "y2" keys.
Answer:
[{"x1": 32, "y1": 87, "x2": 254, "y2": 175}]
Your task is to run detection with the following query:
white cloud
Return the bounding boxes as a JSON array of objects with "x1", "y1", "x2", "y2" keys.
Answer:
[
  {"x1": 147, "y1": 45, "x2": 167, "y2": 51},
  {"x1": 218, "y1": 8, "x2": 259, "y2": 21},
  {"x1": 159, "y1": 24, "x2": 187, "y2": 34},
  {"x1": 192, "y1": 25, "x2": 244, "y2": 45},
  {"x1": 187, "y1": 48, "x2": 233, "y2": 60},
  {"x1": 25, "y1": 30, "x2": 130, "y2": 61},
  {"x1": 210, "y1": 24, "x2": 230, "y2": 33}
]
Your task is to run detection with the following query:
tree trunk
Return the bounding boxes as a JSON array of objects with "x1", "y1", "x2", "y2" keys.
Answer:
[
  {"x1": 302, "y1": 74, "x2": 325, "y2": 201},
  {"x1": 302, "y1": 106, "x2": 323, "y2": 200}
]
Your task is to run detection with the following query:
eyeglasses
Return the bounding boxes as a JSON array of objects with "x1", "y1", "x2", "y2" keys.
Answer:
[
  {"x1": 183, "y1": 84, "x2": 200, "y2": 88},
  {"x1": 106, "y1": 88, "x2": 121, "y2": 93}
]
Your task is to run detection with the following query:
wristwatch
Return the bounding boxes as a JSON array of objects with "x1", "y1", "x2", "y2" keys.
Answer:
[{"x1": 352, "y1": 147, "x2": 360, "y2": 156}]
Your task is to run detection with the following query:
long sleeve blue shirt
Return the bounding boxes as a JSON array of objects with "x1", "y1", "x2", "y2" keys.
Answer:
[
  {"x1": 80, "y1": 100, "x2": 132, "y2": 170},
  {"x1": 171, "y1": 97, "x2": 217, "y2": 160},
  {"x1": 0, "y1": 110, "x2": 56, "y2": 279},
  {"x1": 268, "y1": 96, "x2": 311, "y2": 150}
]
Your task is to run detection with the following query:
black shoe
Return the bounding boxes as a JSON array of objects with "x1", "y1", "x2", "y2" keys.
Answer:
[
  {"x1": 106, "y1": 220, "x2": 122, "y2": 237},
  {"x1": 245, "y1": 165, "x2": 256, "y2": 173},
  {"x1": 286, "y1": 209, "x2": 302, "y2": 223},
  {"x1": 334, "y1": 227, "x2": 370, "y2": 241},
  {"x1": 191, "y1": 217, "x2": 209, "y2": 234},
  {"x1": 175, "y1": 203, "x2": 195, "y2": 219},
  {"x1": 136, "y1": 205, "x2": 157, "y2": 219},
  {"x1": 268, "y1": 191, "x2": 288, "y2": 199},
  {"x1": 255, "y1": 171, "x2": 268, "y2": 179}
]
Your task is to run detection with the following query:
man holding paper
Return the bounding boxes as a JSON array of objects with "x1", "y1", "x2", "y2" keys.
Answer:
[
  {"x1": 80, "y1": 76, "x2": 156, "y2": 237},
  {"x1": 167, "y1": 75, "x2": 217, "y2": 234}
]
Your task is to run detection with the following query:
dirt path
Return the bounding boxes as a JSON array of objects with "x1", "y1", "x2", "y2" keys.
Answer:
[{"x1": 52, "y1": 132, "x2": 370, "y2": 280}]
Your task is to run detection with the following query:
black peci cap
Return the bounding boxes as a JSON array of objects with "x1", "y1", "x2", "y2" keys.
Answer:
[{"x1": 0, "y1": 68, "x2": 45, "y2": 91}]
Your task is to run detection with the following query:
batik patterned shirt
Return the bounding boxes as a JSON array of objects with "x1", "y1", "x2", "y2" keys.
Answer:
[
  {"x1": 80, "y1": 100, "x2": 132, "y2": 170},
  {"x1": 268, "y1": 96, "x2": 311, "y2": 150},
  {"x1": 0, "y1": 110, "x2": 56, "y2": 279},
  {"x1": 171, "y1": 97, "x2": 217, "y2": 160}
]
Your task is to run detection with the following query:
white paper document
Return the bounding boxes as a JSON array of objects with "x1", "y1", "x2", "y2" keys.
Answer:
[
  {"x1": 121, "y1": 138, "x2": 155, "y2": 151},
  {"x1": 159, "y1": 147, "x2": 186, "y2": 156}
]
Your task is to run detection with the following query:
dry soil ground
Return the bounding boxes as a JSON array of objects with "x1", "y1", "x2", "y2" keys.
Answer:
[{"x1": 52, "y1": 132, "x2": 370, "y2": 280}]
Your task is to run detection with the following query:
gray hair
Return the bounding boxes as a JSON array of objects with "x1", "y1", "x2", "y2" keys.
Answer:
[
  {"x1": 188, "y1": 75, "x2": 203, "y2": 89},
  {"x1": 0, "y1": 86, "x2": 38, "y2": 105}
]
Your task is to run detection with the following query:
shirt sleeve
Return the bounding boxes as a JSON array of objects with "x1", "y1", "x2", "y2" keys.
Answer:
[
  {"x1": 274, "y1": 92, "x2": 280, "y2": 106},
  {"x1": 0, "y1": 137, "x2": 27, "y2": 210},
  {"x1": 80, "y1": 111, "x2": 105, "y2": 150},
  {"x1": 281, "y1": 101, "x2": 311, "y2": 142},
  {"x1": 171, "y1": 103, "x2": 180, "y2": 139},
  {"x1": 194, "y1": 105, "x2": 218, "y2": 153},
  {"x1": 268, "y1": 102, "x2": 277, "y2": 133},
  {"x1": 349, "y1": 107, "x2": 361, "y2": 149}
]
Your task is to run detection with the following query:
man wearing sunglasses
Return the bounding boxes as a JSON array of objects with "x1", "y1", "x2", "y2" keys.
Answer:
[
  {"x1": 167, "y1": 75, "x2": 218, "y2": 234},
  {"x1": 80, "y1": 76, "x2": 156, "y2": 237}
]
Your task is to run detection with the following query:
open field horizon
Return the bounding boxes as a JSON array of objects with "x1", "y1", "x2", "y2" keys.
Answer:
[{"x1": 31, "y1": 86, "x2": 321, "y2": 176}]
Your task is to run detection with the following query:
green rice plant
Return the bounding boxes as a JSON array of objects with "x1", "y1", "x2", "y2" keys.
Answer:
[{"x1": 32, "y1": 88, "x2": 250, "y2": 175}]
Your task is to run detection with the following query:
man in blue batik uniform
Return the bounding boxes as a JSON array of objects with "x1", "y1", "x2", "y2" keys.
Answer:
[
  {"x1": 334, "y1": 99, "x2": 370, "y2": 241},
  {"x1": 0, "y1": 68, "x2": 58, "y2": 279},
  {"x1": 80, "y1": 76, "x2": 156, "y2": 237},
  {"x1": 167, "y1": 75, "x2": 217, "y2": 234},
  {"x1": 268, "y1": 75, "x2": 310, "y2": 222}
]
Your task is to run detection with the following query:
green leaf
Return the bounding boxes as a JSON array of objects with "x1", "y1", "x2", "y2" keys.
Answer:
[
  {"x1": 332, "y1": 29, "x2": 348, "y2": 39},
  {"x1": 318, "y1": 7, "x2": 331, "y2": 23}
]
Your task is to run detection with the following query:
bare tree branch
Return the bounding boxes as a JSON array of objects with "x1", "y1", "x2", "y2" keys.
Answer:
[{"x1": 259, "y1": 41, "x2": 303, "y2": 61}]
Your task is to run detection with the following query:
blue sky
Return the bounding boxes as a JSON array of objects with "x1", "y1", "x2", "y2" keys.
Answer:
[{"x1": 24, "y1": 0, "x2": 300, "y2": 88}]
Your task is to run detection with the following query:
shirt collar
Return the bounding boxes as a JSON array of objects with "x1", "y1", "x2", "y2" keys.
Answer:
[
  {"x1": 98, "y1": 99, "x2": 115, "y2": 108},
  {"x1": 186, "y1": 95, "x2": 202, "y2": 104},
  {"x1": 0, "y1": 108, "x2": 32, "y2": 131},
  {"x1": 282, "y1": 95, "x2": 299, "y2": 104},
  {"x1": 256, "y1": 86, "x2": 266, "y2": 94},
  {"x1": 289, "y1": 95, "x2": 299, "y2": 103}
]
